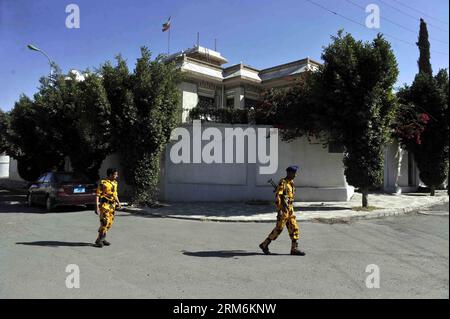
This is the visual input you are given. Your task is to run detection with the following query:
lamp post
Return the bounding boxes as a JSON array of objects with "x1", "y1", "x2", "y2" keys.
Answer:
[{"x1": 27, "y1": 44, "x2": 54, "y2": 76}]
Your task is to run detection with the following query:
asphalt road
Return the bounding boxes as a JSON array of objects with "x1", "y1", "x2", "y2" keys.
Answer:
[{"x1": 0, "y1": 188, "x2": 448, "y2": 299}]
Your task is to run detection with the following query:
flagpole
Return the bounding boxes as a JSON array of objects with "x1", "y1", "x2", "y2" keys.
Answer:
[
  {"x1": 168, "y1": 26, "x2": 171, "y2": 55},
  {"x1": 162, "y1": 16, "x2": 171, "y2": 55}
]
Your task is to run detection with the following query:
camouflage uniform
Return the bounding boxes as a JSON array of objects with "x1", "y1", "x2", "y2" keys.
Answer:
[
  {"x1": 95, "y1": 179, "x2": 118, "y2": 247},
  {"x1": 267, "y1": 178, "x2": 299, "y2": 242},
  {"x1": 259, "y1": 166, "x2": 305, "y2": 256}
]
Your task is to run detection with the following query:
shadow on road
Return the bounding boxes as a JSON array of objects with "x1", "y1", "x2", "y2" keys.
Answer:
[
  {"x1": 182, "y1": 250, "x2": 287, "y2": 258},
  {"x1": 16, "y1": 241, "x2": 93, "y2": 247},
  {"x1": 297, "y1": 206, "x2": 349, "y2": 211}
]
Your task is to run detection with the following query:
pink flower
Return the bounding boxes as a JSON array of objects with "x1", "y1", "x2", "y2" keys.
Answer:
[{"x1": 418, "y1": 113, "x2": 430, "y2": 123}]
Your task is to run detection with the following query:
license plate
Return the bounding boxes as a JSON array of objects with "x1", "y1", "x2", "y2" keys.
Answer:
[{"x1": 73, "y1": 187, "x2": 86, "y2": 194}]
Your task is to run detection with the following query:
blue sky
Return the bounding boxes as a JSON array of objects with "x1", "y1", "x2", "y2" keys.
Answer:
[{"x1": 0, "y1": 0, "x2": 448, "y2": 111}]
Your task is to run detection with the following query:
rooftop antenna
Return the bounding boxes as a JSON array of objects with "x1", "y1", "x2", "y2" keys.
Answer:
[
  {"x1": 197, "y1": 32, "x2": 200, "y2": 48},
  {"x1": 214, "y1": 38, "x2": 217, "y2": 51}
]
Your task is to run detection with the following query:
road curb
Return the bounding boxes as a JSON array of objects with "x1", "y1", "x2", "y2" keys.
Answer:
[{"x1": 122, "y1": 196, "x2": 449, "y2": 224}]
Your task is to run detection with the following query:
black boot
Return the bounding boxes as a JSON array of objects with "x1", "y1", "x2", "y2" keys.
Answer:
[
  {"x1": 259, "y1": 238, "x2": 271, "y2": 255},
  {"x1": 102, "y1": 235, "x2": 111, "y2": 246},
  {"x1": 291, "y1": 241, "x2": 305, "y2": 256},
  {"x1": 94, "y1": 234, "x2": 104, "y2": 248}
]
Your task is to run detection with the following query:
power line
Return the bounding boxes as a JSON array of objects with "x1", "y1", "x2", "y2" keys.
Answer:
[
  {"x1": 378, "y1": 0, "x2": 449, "y2": 33},
  {"x1": 391, "y1": 0, "x2": 449, "y2": 26},
  {"x1": 303, "y1": 0, "x2": 449, "y2": 56},
  {"x1": 345, "y1": 0, "x2": 448, "y2": 45}
]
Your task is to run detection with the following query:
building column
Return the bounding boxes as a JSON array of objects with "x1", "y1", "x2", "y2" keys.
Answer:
[
  {"x1": 234, "y1": 87, "x2": 245, "y2": 109},
  {"x1": 0, "y1": 153, "x2": 10, "y2": 178},
  {"x1": 179, "y1": 82, "x2": 199, "y2": 123}
]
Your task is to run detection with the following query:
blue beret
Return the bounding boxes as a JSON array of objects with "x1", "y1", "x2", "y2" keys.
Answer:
[{"x1": 286, "y1": 165, "x2": 299, "y2": 172}]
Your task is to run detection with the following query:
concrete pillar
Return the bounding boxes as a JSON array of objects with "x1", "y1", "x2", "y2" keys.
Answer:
[
  {"x1": 234, "y1": 87, "x2": 245, "y2": 109},
  {"x1": 178, "y1": 82, "x2": 199, "y2": 123},
  {"x1": 0, "y1": 153, "x2": 10, "y2": 178}
]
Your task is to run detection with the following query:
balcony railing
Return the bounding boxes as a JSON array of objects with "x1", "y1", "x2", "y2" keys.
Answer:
[{"x1": 188, "y1": 107, "x2": 250, "y2": 124}]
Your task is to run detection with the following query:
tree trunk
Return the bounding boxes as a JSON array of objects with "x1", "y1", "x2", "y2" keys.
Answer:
[
  {"x1": 430, "y1": 185, "x2": 435, "y2": 196},
  {"x1": 362, "y1": 188, "x2": 369, "y2": 207}
]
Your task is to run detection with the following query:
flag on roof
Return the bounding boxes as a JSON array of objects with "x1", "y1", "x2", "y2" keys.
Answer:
[{"x1": 162, "y1": 16, "x2": 171, "y2": 32}]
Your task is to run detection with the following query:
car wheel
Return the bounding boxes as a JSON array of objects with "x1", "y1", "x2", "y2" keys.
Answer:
[
  {"x1": 46, "y1": 196, "x2": 55, "y2": 212},
  {"x1": 27, "y1": 194, "x2": 34, "y2": 207}
]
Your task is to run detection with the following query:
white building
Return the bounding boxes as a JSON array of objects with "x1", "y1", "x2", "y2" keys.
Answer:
[
  {"x1": 156, "y1": 46, "x2": 420, "y2": 201},
  {"x1": 164, "y1": 46, "x2": 320, "y2": 122},
  {"x1": 3, "y1": 46, "x2": 421, "y2": 201}
]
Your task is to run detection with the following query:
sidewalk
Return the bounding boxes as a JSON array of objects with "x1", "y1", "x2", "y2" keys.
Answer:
[
  {"x1": 1, "y1": 178, "x2": 447, "y2": 223},
  {"x1": 123, "y1": 190, "x2": 449, "y2": 223}
]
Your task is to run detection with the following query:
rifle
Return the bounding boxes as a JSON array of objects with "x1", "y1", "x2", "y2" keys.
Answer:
[
  {"x1": 268, "y1": 178, "x2": 290, "y2": 210},
  {"x1": 268, "y1": 178, "x2": 278, "y2": 192}
]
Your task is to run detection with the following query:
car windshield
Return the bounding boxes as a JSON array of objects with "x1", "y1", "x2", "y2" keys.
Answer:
[{"x1": 55, "y1": 173, "x2": 91, "y2": 184}]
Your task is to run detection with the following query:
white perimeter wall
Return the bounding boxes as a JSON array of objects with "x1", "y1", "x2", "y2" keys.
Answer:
[
  {"x1": 98, "y1": 153, "x2": 133, "y2": 197},
  {"x1": 383, "y1": 141, "x2": 420, "y2": 193},
  {"x1": 6, "y1": 128, "x2": 424, "y2": 201},
  {"x1": 7, "y1": 157, "x2": 23, "y2": 181},
  {"x1": 159, "y1": 123, "x2": 354, "y2": 202},
  {"x1": 0, "y1": 153, "x2": 10, "y2": 178}
]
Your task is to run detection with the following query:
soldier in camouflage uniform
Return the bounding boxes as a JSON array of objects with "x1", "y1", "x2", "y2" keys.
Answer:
[
  {"x1": 259, "y1": 166, "x2": 305, "y2": 256},
  {"x1": 94, "y1": 168, "x2": 121, "y2": 248}
]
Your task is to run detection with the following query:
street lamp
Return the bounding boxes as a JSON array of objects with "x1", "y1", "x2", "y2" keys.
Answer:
[{"x1": 27, "y1": 44, "x2": 54, "y2": 76}]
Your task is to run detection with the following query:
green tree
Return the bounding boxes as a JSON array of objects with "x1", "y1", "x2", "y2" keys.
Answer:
[
  {"x1": 32, "y1": 68, "x2": 114, "y2": 181},
  {"x1": 33, "y1": 69, "x2": 76, "y2": 171},
  {"x1": 101, "y1": 56, "x2": 136, "y2": 153},
  {"x1": 254, "y1": 31, "x2": 399, "y2": 207},
  {"x1": 7, "y1": 67, "x2": 115, "y2": 181},
  {"x1": 101, "y1": 55, "x2": 136, "y2": 188},
  {"x1": 0, "y1": 110, "x2": 8, "y2": 154},
  {"x1": 102, "y1": 47, "x2": 181, "y2": 204},
  {"x1": 261, "y1": 31, "x2": 398, "y2": 207},
  {"x1": 69, "y1": 72, "x2": 113, "y2": 180},
  {"x1": 408, "y1": 70, "x2": 449, "y2": 195},
  {"x1": 7, "y1": 94, "x2": 63, "y2": 181},
  {"x1": 392, "y1": 87, "x2": 430, "y2": 150},
  {"x1": 254, "y1": 73, "x2": 323, "y2": 141},
  {"x1": 310, "y1": 31, "x2": 399, "y2": 207},
  {"x1": 417, "y1": 18, "x2": 432, "y2": 76},
  {"x1": 394, "y1": 18, "x2": 449, "y2": 196}
]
